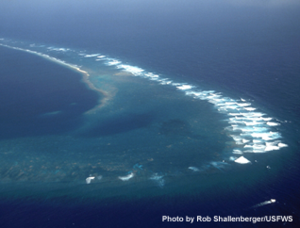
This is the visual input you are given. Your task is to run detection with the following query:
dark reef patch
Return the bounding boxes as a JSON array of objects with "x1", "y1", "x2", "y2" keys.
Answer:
[
  {"x1": 82, "y1": 112, "x2": 155, "y2": 137},
  {"x1": 159, "y1": 119, "x2": 190, "y2": 136}
]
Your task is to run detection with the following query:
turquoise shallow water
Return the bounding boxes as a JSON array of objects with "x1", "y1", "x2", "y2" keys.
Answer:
[
  {"x1": 1, "y1": 1, "x2": 300, "y2": 226},
  {"x1": 0, "y1": 36, "x2": 299, "y2": 228},
  {"x1": 0, "y1": 39, "x2": 294, "y2": 204}
]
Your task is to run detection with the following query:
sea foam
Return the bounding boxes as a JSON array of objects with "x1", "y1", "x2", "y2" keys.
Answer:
[
  {"x1": 72, "y1": 47, "x2": 288, "y2": 167},
  {"x1": 0, "y1": 39, "x2": 288, "y2": 176}
]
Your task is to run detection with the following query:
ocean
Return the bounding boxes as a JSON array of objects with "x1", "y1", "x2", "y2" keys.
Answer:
[{"x1": 0, "y1": 0, "x2": 299, "y2": 227}]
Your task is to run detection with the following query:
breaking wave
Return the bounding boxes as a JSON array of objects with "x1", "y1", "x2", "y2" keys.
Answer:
[{"x1": 0, "y1": 38, "x2": 289, "y2": 186}]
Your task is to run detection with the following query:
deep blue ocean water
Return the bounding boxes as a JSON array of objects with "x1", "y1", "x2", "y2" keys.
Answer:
[
  {"x1": 0, "y1": 46, "x2": 99, "y2": 139},
  {"x1": 0, "y1": 0, "x2": 300, "y2": 227}
]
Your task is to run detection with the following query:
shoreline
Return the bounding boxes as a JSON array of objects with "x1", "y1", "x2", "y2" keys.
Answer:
[{"x1": 0, "y1": 43, "x2": 110, "y2": 113}]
